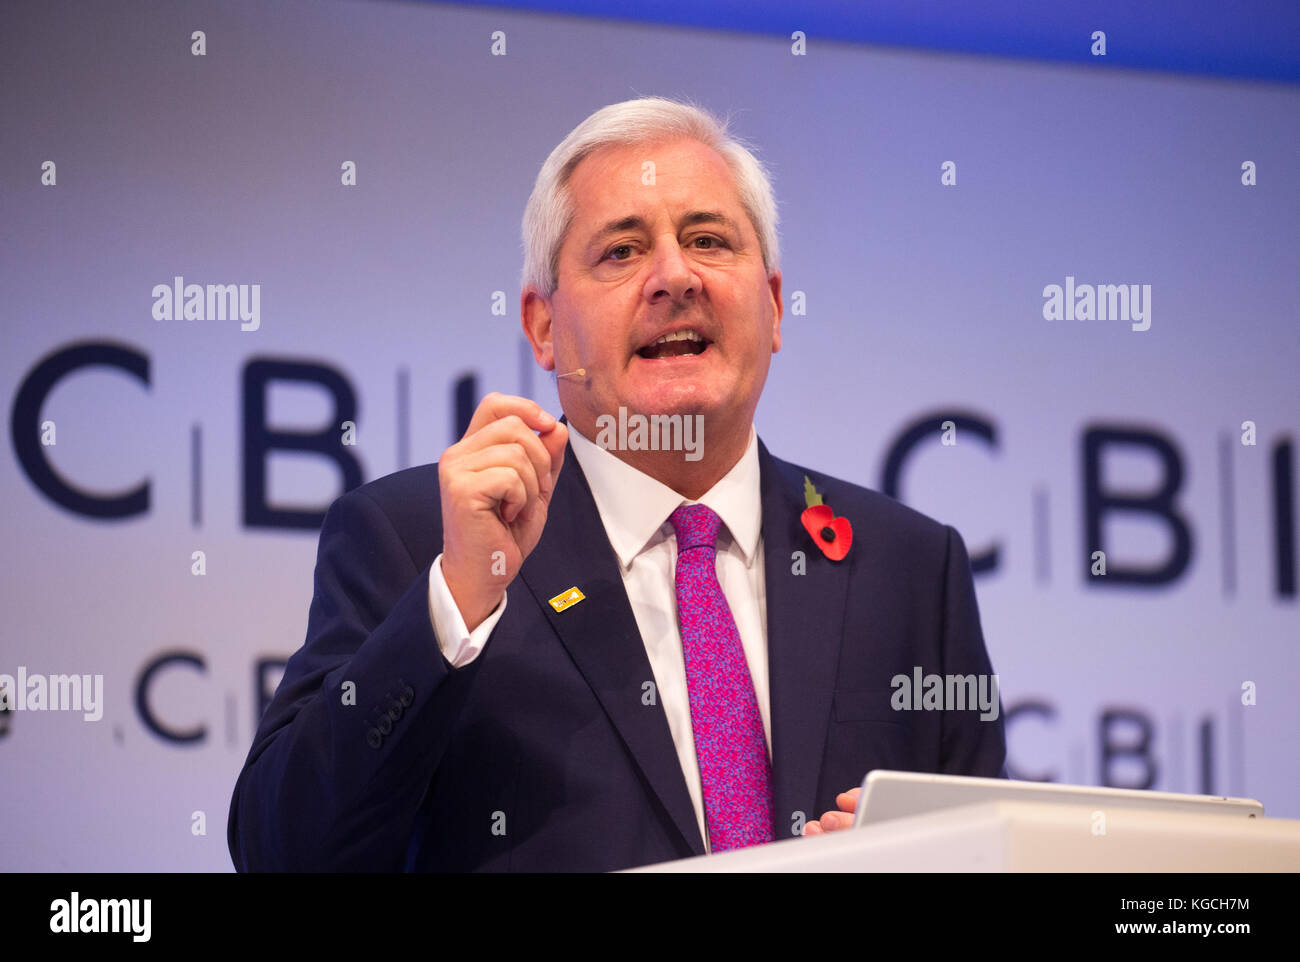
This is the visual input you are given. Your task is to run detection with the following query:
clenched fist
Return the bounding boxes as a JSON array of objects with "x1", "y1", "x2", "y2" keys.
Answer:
[{"x1": 438, "y1": 393, "x2": 568, "y2": 630}]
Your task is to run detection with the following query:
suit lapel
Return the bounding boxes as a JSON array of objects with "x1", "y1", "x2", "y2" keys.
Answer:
[
  {"x1": 519, "y1": 439, "x2": 707, "y2": 857},
  {"x1": 518, "y1": 432, "x2": 846, "y2": 853},
  {"x1": 759, "y1": 439, "x2": 850, "y2": 831}
]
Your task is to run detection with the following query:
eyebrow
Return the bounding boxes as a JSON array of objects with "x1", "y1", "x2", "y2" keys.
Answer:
[{"x1": 585, "y1": 210, "x2": 742, "y2": 253}]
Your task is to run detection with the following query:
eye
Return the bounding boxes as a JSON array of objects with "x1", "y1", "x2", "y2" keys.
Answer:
[
  {"x1": 691, "y1": 235, "x2": 727, "y2": 250},
  {"x1": 605, "y1": 244, "x2": 636, "y2": 261}
]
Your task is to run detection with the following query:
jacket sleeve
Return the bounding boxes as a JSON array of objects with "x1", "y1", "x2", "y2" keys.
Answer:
[
  {"x1": 227, "y1": 485, "x2": 469, "y2": 871},
  {"x1": 936, "y1": 525, "x2": 1009, "y2": 779}
]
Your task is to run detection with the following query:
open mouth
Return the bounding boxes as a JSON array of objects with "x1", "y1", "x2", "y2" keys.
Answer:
[{"x1": 636, "y1": 329, "x2": 711, "y2": 360}]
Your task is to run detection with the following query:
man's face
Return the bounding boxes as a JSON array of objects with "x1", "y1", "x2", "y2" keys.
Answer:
[{"x1": 525, "y1": 137, "x2": 782, "y2": 446}]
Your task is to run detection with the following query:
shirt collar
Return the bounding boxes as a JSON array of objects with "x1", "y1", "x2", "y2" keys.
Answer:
[{"x1": 567, "y1": 420, "x2": 762, "y2": 570}]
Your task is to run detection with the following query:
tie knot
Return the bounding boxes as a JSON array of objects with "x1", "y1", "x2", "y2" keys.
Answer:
[{"x1": 669, "y1": 503, "x2": 722, "y2": 551}]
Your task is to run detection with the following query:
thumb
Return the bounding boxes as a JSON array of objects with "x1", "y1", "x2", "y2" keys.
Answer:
[{"x1": 538, "y1": 420, "x2": 568, "y2": 495}]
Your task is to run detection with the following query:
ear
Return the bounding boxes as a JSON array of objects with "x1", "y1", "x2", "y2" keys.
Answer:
[
  {"x1": 767, "y1": 270, "x2": 783, "y2": 353},
  {"x1": 521, "y1": 286, "x2": 555, "y2": 371}
]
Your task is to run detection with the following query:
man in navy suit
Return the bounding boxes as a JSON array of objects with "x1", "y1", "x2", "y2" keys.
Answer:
[{"x1": 228, "y1": 97, "x2": 1005, "y2": 872}]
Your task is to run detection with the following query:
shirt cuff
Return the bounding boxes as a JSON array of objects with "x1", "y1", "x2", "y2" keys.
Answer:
[{"x1": 427, "y1": 553, "x2": 507, "y2": 668}]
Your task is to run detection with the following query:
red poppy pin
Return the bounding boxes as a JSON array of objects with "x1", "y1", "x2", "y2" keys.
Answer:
[{"x1": 801, "y1": 476, "x2": 852, "y2": 561}]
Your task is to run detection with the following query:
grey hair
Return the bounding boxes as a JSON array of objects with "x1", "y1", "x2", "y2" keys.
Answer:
[{"x1": 521, "y1": 97, "x2": 780, "y2": 297}]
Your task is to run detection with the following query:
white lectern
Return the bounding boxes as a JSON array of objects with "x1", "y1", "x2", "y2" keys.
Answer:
[{"x1": 632, "y1": 800, "x2": 1300, "y2": 871}]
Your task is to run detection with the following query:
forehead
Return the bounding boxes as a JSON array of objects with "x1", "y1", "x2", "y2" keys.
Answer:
[{"x1": 564, "y1": 137, "x2": 746, "y2": 228}]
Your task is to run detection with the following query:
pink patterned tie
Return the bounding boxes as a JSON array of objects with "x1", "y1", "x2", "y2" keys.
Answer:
[{"x1": 669, "y1": 504, "x2": 774, "y2": 851}]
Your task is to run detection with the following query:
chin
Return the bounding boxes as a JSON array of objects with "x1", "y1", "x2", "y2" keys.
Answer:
[{"x1": 633, "y1": 384, "x2": 721, "y2": 417}]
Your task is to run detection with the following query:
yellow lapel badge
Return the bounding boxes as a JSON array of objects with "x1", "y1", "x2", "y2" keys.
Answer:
[{"x1": 548, "y1": 586, "x2": 586, "y2": 613}]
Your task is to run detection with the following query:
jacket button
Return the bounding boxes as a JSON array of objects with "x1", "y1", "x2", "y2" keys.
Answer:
[
  {"x1": 377, "y1": 714, "x2": 393, "y2": 735},
  {"x1": 366, "y1": 728, "x2": 382, "y2": 749},
  {"x1": 400, "y1": 685, "x2": 414, "y2": 707},
  {"x1": 387, "y1": 703, "x2": 402, "y2": 722}
]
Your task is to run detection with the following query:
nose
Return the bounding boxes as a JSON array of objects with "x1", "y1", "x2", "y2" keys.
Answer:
[{"x1": 642, "y1": 234, "x2": 701, "y2": 304}]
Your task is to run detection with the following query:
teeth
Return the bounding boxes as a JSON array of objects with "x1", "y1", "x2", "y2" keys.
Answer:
[{"x1": 651, "y1": 330, "x2": 703, "y2": 346}]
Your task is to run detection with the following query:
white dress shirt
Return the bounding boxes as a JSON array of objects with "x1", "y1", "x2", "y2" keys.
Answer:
[{"x1": 426, "y1": 423, "x2": 769, "y2": 852}]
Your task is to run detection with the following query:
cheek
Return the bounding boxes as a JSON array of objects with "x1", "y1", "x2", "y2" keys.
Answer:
[
  {"x1": 591, "y1": 326, "x2": 625, "y2": 360},
  {"x1": 560, "y1": 308, "x2": 599, "y2": 352}
]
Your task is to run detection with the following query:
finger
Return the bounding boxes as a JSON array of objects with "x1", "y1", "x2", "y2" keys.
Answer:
[
  {"x1": 464, "y1": 465, "x2": 529, "y2": 525},
  {"x1": 537, "y1": 420, "x2": 568, "y2": 494},
  {"x1": 466, "y1": 447, "x2": 540, "y2": 524},
  {"x1": 457, "y1": 417, "x2": 554, "y2": 499},
  {"x1": 802, "y1": 820, "x2": 824, "y2": 836},
  {"x1": 835, "y1": 787, "x2": 861, "y2": 813},
  {"x1": 818, "y1": 810, "x2": 853, "y2": 832},
  {"x1": 463, "y1": 392, "x2": 556, "y2": 441}
]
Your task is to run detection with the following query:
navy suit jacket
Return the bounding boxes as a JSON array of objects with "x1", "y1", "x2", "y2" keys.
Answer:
[{"x1": 228, "y1": 435, "x2": 1005, "y2": 872}]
